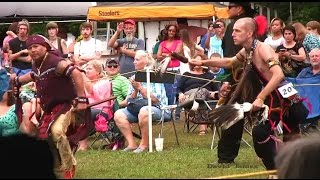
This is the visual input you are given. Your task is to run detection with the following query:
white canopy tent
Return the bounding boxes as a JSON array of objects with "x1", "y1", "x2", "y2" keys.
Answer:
[{"x1": 0, "y1": 2, "x2": 94, "y2": 23}]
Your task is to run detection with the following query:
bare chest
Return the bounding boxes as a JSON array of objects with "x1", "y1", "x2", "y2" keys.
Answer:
[{"x1": 248, "y1": 51, "x2": 272, "y2": 81}]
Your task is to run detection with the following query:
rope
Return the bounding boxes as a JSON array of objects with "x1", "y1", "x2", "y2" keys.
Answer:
[
  {"x1": 86, "y1": 69, "x2": 222, "y2": 83},
  {"x1": 84, "y1": 67, "x2": 320, "y2": 87},
  {"x1": 209, "y1": 170, "x2": 277, "y2": 179}
]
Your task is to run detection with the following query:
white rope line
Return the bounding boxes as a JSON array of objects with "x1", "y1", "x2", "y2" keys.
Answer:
[
  {"x1": 86, "y1": 69, "x2": 222, "y2": 83},
  {"x1": 86, "y1": 69, "x2": 320, "y2": 87}
]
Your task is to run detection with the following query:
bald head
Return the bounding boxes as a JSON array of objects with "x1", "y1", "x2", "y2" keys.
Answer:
[
  {"x1": 235, "y1": 17, "x2": 256, "y2": 34},
  {"x1": 232, "y1": 17, "x2": 256, "y2": 46}
]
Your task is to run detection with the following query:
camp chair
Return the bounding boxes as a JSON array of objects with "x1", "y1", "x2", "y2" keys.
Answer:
[
  {"x1": 89, "y1": 80, "x2": 125, "y2": 150},
  {"x1": 131, "y1": 96, "x2": 180, "y2": 147},
  {"x1": 183, "y1": 99, "x2": 218, "y2": 133},
  {"x1": 89, "y1": 97, "x2": 117, "y2": 150},
  {"x1": 131, "y1": 70, "x2": 179, "y2": 147},
  {"x1": 157, "y1": 103, "x2": 180, "y2": 146}
]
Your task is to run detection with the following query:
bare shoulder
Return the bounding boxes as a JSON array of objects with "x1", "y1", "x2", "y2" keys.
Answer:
[{"x1": 257, "y1": 42, "x2": 277, "y2": 62}]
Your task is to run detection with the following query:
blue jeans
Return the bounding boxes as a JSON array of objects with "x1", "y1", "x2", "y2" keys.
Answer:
[{"x1": 164, "y1": 71, "x2": 181, "y2": 119}]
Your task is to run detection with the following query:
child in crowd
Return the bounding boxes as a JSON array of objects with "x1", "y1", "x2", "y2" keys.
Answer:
[{"x1": 209, "y1": 53, "x2": 225, "y2": 77}]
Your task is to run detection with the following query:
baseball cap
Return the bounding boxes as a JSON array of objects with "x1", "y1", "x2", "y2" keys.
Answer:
[
  {"x1": 123, "y1": 19, "x2": 136, "y2": 26},
  {"x1": 106, "y1": 58, "x2": 119, "y2": 65}
]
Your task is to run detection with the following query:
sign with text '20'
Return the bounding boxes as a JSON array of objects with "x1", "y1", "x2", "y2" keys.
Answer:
[{"x1": 278, "y1": 82, "x2": 298, "y2": 98}]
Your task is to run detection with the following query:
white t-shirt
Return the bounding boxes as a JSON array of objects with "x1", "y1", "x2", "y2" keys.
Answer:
[
  {"x1": 74, "y1": 37, "x2": 103, "y2": 58},
  {"x1": 264, "y1": 36, "x2": 285, "y2": 51},
  {"x1": 180, "y1": 45, "x2": 191, "y2": 75}
]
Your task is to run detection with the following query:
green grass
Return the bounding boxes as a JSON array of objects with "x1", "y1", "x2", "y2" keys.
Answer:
[{"x1": 75, "y1": 116, "x2": 267, "y2": 179}]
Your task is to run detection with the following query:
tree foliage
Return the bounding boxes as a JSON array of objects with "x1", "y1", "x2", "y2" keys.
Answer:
[{"x1": 254, "y1": 2, "x2": 320, "y2": 25}]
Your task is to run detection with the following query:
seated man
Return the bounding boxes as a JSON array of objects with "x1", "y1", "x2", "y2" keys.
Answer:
[
  {"x1": 114, "y1": 50, "x2": 171, "y2": 153},
  {"x1": 105, "y1": 57, "x2": 129, "y2": 108},
  {"x1": 295, "y1": 48, "x2": 320, "y2": 132}
]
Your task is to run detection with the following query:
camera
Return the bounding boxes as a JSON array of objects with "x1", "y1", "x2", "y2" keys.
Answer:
[{"x1": 212, "y1": 24, "x2": 221, "y2": 28}]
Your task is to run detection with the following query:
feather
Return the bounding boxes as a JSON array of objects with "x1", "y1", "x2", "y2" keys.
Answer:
[
  {"x1": 159, "y1": 56, "x2": 171, "y2": 74},
  {"x1": 254, "y1": 15, "x2": 268, "y2": 37},
  {"x1": 209, "y1": 102, "x2": 269, "y2": 130},
  {"x1": 171, "y1": 52, "x2": 189, "y2": 63},
  {"x1": 209, "y1": 103, "x2": 244, "y2": 130}
]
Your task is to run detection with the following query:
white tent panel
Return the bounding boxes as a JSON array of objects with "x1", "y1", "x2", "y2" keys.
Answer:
[
  {"x1": 0, "y1": 2, "x2": 93, "y2": 17},
  {"x1": 144, "y1": 21, "x2": 160, "y2": 53}
]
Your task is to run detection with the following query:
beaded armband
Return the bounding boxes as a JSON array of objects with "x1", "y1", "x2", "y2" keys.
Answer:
[
  {"x1": 266, "y1": 58, "x2": 280, "y2": 69},
  {"x1": 13, "y1": 76, "x2": 22, "y2": 87}
]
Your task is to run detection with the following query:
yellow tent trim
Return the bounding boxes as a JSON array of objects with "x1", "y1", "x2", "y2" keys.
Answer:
[
  {"x1": 87, "y1": 4, "x2": 229, "y2": 21},
  {"x1": 214, "y1": 7, "x2": 229, "y2": 19}
]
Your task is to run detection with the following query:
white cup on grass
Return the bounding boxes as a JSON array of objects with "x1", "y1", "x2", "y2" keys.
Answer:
[{"x1": 155, "y1": 137, "x2": 164, "y2": 152}]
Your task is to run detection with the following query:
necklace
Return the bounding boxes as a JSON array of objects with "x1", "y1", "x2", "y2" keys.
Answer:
[
  {"x1": 36, "y1": 52, "x2": 48, "y2": 75},
  {"x1": 245, "y1": 39, "x2": 258, "y2": 65}
]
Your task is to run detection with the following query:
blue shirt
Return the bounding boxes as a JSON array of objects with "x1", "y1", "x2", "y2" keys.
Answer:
[
  {"x1": 200, "y1": 33, "x2": 215, "y2": 55},
  {"x1": 127, "y1": 75, "x2": 169, "y2": 113},
  {"x1": 297, "y1": 67, "x2": 319, "y2": 78}
]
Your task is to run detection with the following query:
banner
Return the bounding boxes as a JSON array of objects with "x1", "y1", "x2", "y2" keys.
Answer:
[{"x1": 286, "y1": 76, "x2": 320, "y2": 119}]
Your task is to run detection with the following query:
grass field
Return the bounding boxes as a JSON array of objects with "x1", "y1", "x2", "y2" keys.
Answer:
[{"x1": 74, "y1": 115, "x2": 269, "y2": 179}]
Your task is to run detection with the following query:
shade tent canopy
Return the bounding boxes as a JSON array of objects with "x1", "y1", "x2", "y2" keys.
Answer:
[
  {"x1": 87, "y1": 2, "x2": 229, "y2": 21},
  {"x1": 0, "y1": 2, "x2": 93, "y2": 23}
]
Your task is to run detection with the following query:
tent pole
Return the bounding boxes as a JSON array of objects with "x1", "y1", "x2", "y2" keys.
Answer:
[
  {"x1": 145, "y1": 66, "x2": 153, "y2": 153},
  {"x1": 106, "y1": 22, "x2": 111, "y2": 54}
]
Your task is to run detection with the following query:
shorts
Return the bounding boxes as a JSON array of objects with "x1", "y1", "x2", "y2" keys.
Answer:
[{"x1": 118, "y1": 106, "x2": 171, "y2": 123}]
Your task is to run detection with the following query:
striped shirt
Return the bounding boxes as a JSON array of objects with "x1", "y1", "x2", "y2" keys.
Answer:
[{"x1": 111, "y1": 74, "x2": 129, "y2": 103}]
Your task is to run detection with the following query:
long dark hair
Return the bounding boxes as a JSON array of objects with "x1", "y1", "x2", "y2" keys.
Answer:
[
  {"x1": 180, "y1": 29, "x2": 195, "y2": 57},
  {"x1": 163, "y1": 24, "x2": 180, "y2": 41}
]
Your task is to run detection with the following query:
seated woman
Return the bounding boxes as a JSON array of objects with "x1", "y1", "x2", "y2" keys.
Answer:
[
  {"x1": 177, "y1": 55, "x2": 219, "y2": 135},
  {"x1": 0, "y1": 68, "x2": 41, "y2": 136},
  {"x1": 0, "y1": 92, "x2": 19, "y2": 137},
  {"x1": 114, "y1": 50, "x2": 171, "y2": 153},
  {"x1": 78, "y1": 59, "x2": 115, "y2": 151}
]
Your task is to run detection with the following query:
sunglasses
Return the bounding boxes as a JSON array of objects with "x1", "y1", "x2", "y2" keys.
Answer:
[{"x1": 107, "y1": 64, "x2": 118, "y2": 68}]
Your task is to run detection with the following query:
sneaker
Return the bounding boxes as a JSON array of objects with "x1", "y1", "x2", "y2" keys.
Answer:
[
  {"x1": 122, "y1": 146, "x2": 137, "y2": 152},
  {"x1": 133, "y1": 147, "x2": 147, "y2": 153},
  {"x1": 112, "y1": 140, "x2": 124, "y2": 151}
]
